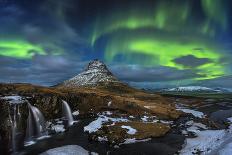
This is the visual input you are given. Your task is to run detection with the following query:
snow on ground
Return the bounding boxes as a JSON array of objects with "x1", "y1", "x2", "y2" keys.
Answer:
[
  {"x1": 180, "y1": 128, "x2": 229, "y2": 154},
  {"x1": 141, "y1": 116, "x2": 149, "y2": 122},
  {"x1": 121, "y1": 125, "x2": 137, "y2": 135},
  {"x1": 140, "y1": 115, "x2": 172, "y2": 124},
  {"x1": 84, "y1": 114, "x2": 128, "y2": 133},
  {"x1": 1, "y1": 95, "x2": 25, "y2": 104},
  {"x1": 176, "y1": 104, "x2": 205, "y2": 118},
  {"x1": 180, "y1": 117, "x2": 232, "y2": 155},
  {"x1": 40, "y1": 145, "x2": 98, "y2": 155},
  {"x1": 227, "y1": 117, "x2": 232, "y2": 122},
  {"x1": 185, "y1": 121, "x2": 208, "y2": 132},
  {"x1": 218, "y1": 142, "x2": 232, "y2": 155},
  {"x1": 216, "y1": 117, "x2": 232, "y2": 155},
  {"x1": 178, "y1": 108, "x2": 205, "y2": 118}
]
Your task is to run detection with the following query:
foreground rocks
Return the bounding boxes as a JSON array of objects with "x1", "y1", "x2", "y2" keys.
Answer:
[
  {"x1": 0, "y1": 83, "x2": 181, "y2": 154},
  {"x1": 91, "y1": 121, "x2": 170, "y2": 145}
]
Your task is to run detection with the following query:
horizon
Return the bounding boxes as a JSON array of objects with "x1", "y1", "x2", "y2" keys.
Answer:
[{"x1": 0, "y1": 0, "x2": 232, "y2": 88}]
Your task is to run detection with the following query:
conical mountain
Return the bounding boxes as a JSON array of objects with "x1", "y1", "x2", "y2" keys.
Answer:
[{"x1": 61, "y1": 59, "x2": 119, "y2": 87}]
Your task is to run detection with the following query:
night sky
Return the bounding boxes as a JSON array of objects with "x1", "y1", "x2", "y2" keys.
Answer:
[{"x1": 0, "y1": 0, "x2": 232, "y2": 88}]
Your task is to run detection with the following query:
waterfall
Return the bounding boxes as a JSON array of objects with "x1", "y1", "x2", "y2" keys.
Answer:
[
  {"x1": 9, "y1": 105, "x2": 17, "y2": 154},
  {"x1": 62, "y1": 100, "x2": 74, "y2": 126},
  {"x1": 26, "y1": 103, "x2": 47, "y2": 141},
  {"x1": 17, "y1": 105, "x2": 21, "y2": 121}
]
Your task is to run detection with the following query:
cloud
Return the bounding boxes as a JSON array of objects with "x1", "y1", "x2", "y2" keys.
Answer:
[
  {"x1": 110, "y1": 64, "x2": 200, "y2": 82},
  {"x1": 197, "y1": 75, "x2": 232, "y2": 88},
  {"x1": 0, "y1": 55, "x2": 87, "y2": 86},
  {"x1": 173, "y1": 55, "x2": 212, "y2": 67},
  {"x1": 0, "y1": 1, "x2": 231, "y2": 89}
]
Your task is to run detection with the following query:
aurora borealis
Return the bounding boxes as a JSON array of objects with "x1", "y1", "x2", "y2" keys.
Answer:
[
  {"x1": 0, "y1": 40, "x2": 46, "y2": 58},
  {"x1": 0, "y1": 0, "x2": 232, "y2": 88}
]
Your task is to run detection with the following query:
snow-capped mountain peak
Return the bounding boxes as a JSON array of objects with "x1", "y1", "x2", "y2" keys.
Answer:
[
  {"x1": 163, "y1": 86, "x2": 219, "y2": 92},
  {"x1": 61, "y1": 59, "x2": 119, "y2": 87}
]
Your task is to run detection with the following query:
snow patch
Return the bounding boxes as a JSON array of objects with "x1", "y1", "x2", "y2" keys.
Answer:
[
  {"x1": 219, "y1": 142, "x2": 232, "y2": 155},
  {"x1": 176, "y1": 104, "x2": 205, "y2": 118},
  {"x1": 178, "y1": 108, "x2": 205, "y2": 118},
  {"x1": 141, "y1": 116, "x2": 149, "y2": 122},
  {"x1": 40, "y1": 145, "x2": 98, "y2": 155},
  {"x1": 121, "y1": 125, "x2": 137, "y2": 135},
  {"x1": 185, "y1": 121, "x2": 208, "y2": 132},
  {"x1": 84, "y1": 114, "x2": 128, "y2": 133},
  {"x1": 180, "y1": 119, "x2": 232, "y2": 155},
  {"x1": 227, "y1": 117, "x2": 232, "y2": 122}
]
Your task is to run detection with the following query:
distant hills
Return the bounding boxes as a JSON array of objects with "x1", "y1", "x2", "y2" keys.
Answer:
[{"x1": 159, "y1": 86, "x2": 232, "y2": 93}]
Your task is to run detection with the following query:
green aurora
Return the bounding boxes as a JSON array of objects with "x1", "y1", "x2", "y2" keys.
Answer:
[
  {"x1": 0, "y1": 40, "x2": 62, "y2": 59},
  {"x1": 91, "y1": 0, "x2": 228, "y2": 80},
  {"x1": 0, "y1": 0, "x2": 230, "y2": 86}
]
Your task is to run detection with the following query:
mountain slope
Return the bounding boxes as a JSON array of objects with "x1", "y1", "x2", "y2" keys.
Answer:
[{"x1": 60, "y1": 59, "x2": 120, "y2": 87}]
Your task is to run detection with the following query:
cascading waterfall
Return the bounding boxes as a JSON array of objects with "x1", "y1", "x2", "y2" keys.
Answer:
[
  {"x1": 62, "y1": 100, "x2": 74, "y2": 126},
  {"x1": 25, "y1": 103, "x2": 48, "y2": 142},
  {"x1": 17, "y1": 105, "x2": 21, "y2": 121},
  {"x1": 9, "y1": 105, "x2": 17, "y2": 154},
  {"x1": 8, "y1": 104, "x2": 22, "y2": 154}
]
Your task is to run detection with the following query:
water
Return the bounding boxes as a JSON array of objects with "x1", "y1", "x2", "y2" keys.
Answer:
[
  {"x1": 17, "y1": 105, "x2": 21, "y2": 121},
  {"x1": 9, "y1": 105, "x2": 17, "y2": 154},
  {"x1": 62, "y1": 100, "x2": 74, "y2": 126},
  {"x1": 9, "y1": 104, "x2": 22, "y2": 154},
  {"x1": 25, "y1": 103, "x2": 48, "y2": 142}
]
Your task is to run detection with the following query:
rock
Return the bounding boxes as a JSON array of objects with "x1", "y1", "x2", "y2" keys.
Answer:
[{"x1": 0, "y1": 99, "x2": 12, "y2": 154}]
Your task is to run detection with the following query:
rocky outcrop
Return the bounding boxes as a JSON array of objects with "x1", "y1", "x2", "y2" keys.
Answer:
[{"x1": 0, "y1": 100, "x2": 11, "y2": 155}]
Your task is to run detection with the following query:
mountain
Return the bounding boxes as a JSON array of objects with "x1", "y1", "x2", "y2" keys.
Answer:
[
  {"x1": 162, "y1": 86, "x2": 220, "y2": 92},
  {"x1": 160, "y1": 86, "x2": 232, "y2": 93},
  {"x1": 213, "y1": 87, "x2": 232, "y2": 93},
  {"x1": 60, "y1": 59, "x2": 120, "y2": 87}
]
